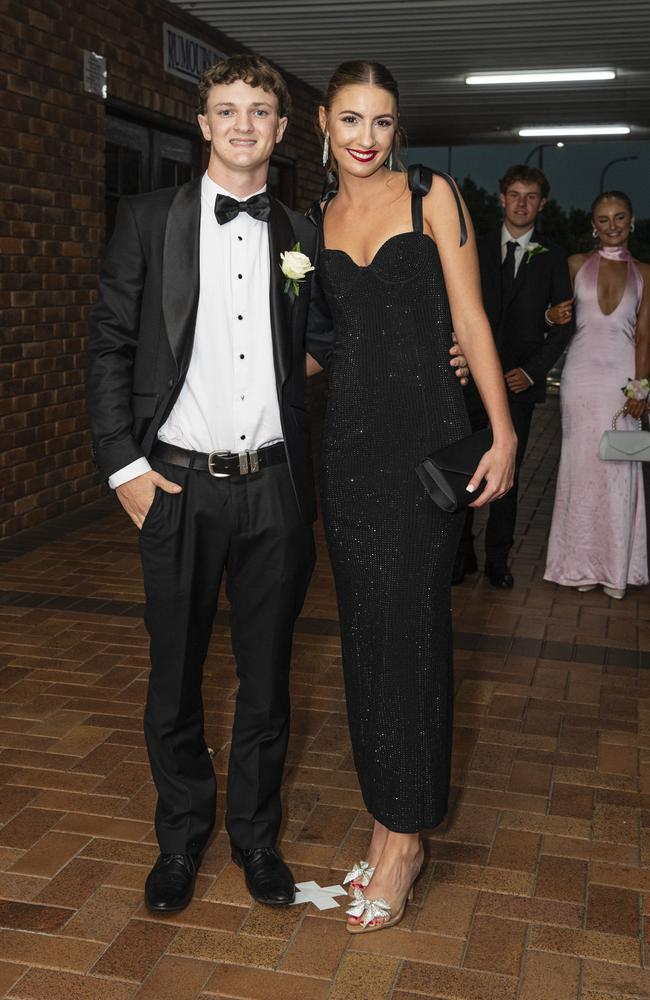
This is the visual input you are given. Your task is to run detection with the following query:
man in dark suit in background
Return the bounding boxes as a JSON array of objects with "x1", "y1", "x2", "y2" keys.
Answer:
[{"x1": 455, "y1": 164, "x2": 575, "y2": 588}]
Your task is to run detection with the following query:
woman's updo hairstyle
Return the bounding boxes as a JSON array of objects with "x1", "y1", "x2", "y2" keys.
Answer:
[
  {"x1": 591, "y1": 190, "x2": 634, "y2": 218},
  {"x1": 320, "y1": 60, "x2": 405, "y2": 172}
]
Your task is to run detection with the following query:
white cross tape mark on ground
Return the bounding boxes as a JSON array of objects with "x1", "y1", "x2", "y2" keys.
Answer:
[{"x1": 290, "y1": 880, "x2": 348, "y2": 910}]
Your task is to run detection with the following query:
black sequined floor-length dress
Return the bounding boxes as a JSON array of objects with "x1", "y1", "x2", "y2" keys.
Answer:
[{"x1": 317, "y1": 167, "x2": 471, "y2": 832}]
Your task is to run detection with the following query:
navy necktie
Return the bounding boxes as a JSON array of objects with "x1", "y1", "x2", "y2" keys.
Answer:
[
  {"x1": 501, "y1": 240, "x2": 518, "y2": 301},
  {"x1": 214, "y1": 192, "x2": 272, "y2": 226}
]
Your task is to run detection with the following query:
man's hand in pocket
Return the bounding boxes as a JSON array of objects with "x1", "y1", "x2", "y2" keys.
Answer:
[{"x1": 116, "y1": 471, "x2": 182, "y2": 529}]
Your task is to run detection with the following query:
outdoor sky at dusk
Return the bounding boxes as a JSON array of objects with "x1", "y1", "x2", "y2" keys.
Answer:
[{"x1": 407, "y1": 140, "x2": 650, "y2": 217}]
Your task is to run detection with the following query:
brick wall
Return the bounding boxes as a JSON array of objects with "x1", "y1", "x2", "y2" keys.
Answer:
[{"x1": 0, "y1": 0, "x2": 323, "y2": 538}]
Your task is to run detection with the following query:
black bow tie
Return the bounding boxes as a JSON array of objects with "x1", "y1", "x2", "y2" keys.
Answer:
[{"x1": 214, "y1": 192, "x2": 272, "y2": 226}]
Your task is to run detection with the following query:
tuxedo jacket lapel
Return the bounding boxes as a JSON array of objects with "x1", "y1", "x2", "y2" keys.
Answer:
[
  {"x1": 267, "y1": 197, "x2": 296, "y2": 388},
  {"x1": 505, "y1": 249, "x2": 528, "y2": 309},
  {"x1": 505, "y1": 229, "x2": 548, "y2": 309},
  {"x1": 162, "y1": 177, "x2": 202, "y2": 369},
  {"x1": 487, "y1": 229, "x2": 502, "y2": 281},
  {"x1": 479, "y1": 230, "x2": 503, "y2": 336}
]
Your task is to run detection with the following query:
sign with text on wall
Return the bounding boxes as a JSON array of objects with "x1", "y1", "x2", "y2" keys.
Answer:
[
  {"x1": 163, "y1": 23, "x2": 225, "y2": 83},
  {"x1": 83, "y1": 51, "x2": 107, "y2": 98}
]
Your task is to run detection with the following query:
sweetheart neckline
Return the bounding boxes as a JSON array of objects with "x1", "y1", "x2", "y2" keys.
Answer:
[{"x1": 321, "y1": 231, "x2": 434, "y2": 269}]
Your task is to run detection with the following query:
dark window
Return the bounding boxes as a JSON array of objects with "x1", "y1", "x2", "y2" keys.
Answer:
[
  {"x1": 105, "y1": 143, "x2": 144, "y2": 237},
  {"x1": 105, "y1": 142, "x2": 142, "y2": 193},
  {"x1": 268, "y1": 156, "x2": 295, "y2": 208},
  {"x1": 104, "y1": 116, "x2": 201, "y2": 241},
  {"x1": 160, "y1": 157, "x2": 193, "y2": 189}
]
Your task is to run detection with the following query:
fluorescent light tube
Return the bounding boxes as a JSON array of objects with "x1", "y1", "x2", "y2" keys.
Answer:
[
  {"x1": 466, "y1": 70, "x2": 615, "y2": 85},
  {"x1": 518, "y1": 126, "x2": 630, "y2": 137}
]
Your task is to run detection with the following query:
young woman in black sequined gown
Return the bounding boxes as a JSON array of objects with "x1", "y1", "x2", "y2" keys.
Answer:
[{"x1": 307, "y1": 62, "x2": 516, "y2": 933}]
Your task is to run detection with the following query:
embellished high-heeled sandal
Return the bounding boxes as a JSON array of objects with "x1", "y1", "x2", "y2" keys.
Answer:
[
  {"x1": 342, "y1": 859, "x2": 375, "y2": 893},
  {"x1": 345, "y1": 884, "x2": 414, "y2": 934}
]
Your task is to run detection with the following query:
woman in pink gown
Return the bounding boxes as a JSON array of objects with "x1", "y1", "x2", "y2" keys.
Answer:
[{"x1": 545, "y1": 191, "x2": 650, "y2": 598}]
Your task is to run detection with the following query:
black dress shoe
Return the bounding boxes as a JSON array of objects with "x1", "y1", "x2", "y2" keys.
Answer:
[
  {"x1": 145, "y1": 853, "x2": 201, "y2": 913},
  {"x1": 452, "y1": 546, "x2": 478, "y2": 585},
  {"x1": 231, "y1": 846, "x2": 296, "y2": 905},
  {"x1": 485, "y1": 562, "x2": 514, "y2": 589}
]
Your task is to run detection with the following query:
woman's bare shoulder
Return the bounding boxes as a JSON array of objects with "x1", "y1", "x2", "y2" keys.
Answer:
[
  {"x1": 422, "y1": 169, "x2": 460, "y2": 203},
  {"x1": 636, "y1": 259, "x2": 650, "y2": 302},
  {"x1": 569, "y1": 251, "x2": 592, "y2": 278},
  {"x1": 421, "y1": 171, "x2": 468, "y2": 235}
]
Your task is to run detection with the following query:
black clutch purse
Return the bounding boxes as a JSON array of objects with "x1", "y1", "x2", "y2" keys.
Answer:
[{"x1": 416, "y1": 427, "x2": 493, "y2": 512}]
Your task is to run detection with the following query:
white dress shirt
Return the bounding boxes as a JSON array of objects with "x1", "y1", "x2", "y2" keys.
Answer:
[
  {"x1": 109, "y1": 172, "x2": 283, "y2": 488},
  {"x1": 500, "y1": 224, "x2": 535, "y2": 385},
  {"x1": 501, "y1": 223, "x2": 534, "y2": 277}
]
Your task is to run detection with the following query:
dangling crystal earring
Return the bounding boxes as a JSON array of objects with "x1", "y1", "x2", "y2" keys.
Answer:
[
  {"x1": 388, "y1": 151, "x2": 393, "y2": 171},
  {"x1": 322, "y1": 134, "x2": 329, "y2": 167},
  {"x1": 630, "y1": 222, "x2": 635, "y2": 232}
]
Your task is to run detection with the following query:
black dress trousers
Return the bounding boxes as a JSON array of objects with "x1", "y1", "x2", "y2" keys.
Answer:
[
  {"x1": 483, "y1": 398, "x2": 534, "y2": 562},
  {"x1": 461, "y1": 395, "x2": 535, "y2": 564},
  {"x1": 138, "y1": 457, "x2": 315, "y2": 855}
]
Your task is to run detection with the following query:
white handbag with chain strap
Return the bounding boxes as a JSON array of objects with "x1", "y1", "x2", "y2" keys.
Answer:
[{"x1": 598, "y1": 407, "x2": 650, "y2": 462}]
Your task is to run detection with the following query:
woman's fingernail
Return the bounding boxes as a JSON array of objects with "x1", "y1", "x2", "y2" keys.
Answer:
[{"x1": 466, "y1": 484, "x2": 476, "y2": 493}]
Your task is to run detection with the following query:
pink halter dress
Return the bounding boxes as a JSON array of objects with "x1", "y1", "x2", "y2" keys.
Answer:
[{"x1": 545, "y1": 247, "x2": 648, "y2": 590}]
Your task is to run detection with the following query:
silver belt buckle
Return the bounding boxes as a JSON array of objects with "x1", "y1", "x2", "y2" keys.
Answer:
[
  {"x1": 208, "y1": 450, "x2": 230, "y2": 476},
  {"x1": 238, "y1": 450, "x2": 259, "y2": 475}
]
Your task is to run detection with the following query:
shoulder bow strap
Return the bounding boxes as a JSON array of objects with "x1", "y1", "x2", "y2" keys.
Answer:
[
  {"x1": 305, "y1": 171, "x2": 339, "y2": 228},
  {"x1": 407, "y1": 164, "x2": 468, "y2": 247}
]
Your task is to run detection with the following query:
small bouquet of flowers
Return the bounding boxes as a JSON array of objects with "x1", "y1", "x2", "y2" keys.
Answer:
[{"x1": 623, "y1": 378, "x2": 650, "y2": 403}]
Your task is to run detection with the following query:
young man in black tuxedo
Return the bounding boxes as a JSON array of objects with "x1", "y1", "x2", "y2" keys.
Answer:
[
  {"x1": 456, "y1": 165, "x2": 574, "y2": 588},
  {"x1": 87, "y1": 52, "x2": 470, "y2": 913},
  {"x1": 86, "y1": 55, "x2": 337, "y2": 912}
]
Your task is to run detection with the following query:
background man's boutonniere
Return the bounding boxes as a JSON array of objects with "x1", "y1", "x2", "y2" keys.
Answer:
[
  {"x1": 280, "y1": 242, "x2": 314, "y2": 296},
  {"x1": 525, "y1": 242, "x2": 549, "y2": 265}
]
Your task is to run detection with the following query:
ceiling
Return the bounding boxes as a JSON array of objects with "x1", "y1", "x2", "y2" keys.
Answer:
[{"x1": 167, "y1": 0, "x2": 650, "y2": 145}]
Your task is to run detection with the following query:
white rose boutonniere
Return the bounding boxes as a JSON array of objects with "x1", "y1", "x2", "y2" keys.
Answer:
[
  {"x1": 280, "y1": 242, "x2": 314, "y2": 296},
  {"x1": 525, "y1": 242, "x2": 549, "y2": 265}
]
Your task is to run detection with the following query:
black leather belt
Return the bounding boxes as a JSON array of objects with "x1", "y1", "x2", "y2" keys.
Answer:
[{"x1": 152, "y1": 440, "x2": 286, "y2": 477}]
